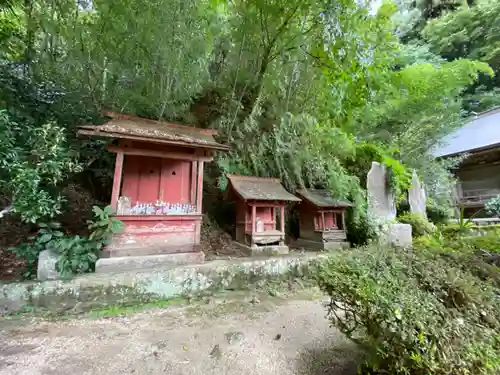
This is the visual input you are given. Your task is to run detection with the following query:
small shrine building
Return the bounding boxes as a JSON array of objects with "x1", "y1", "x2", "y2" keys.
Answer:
[
  {"x1": 78, "y1": 112, "x2": 229, "y2": 268},
  {"x1": 293, "y1": 188, "x2": 352, "y2": 250},
  {"x1": 227, "y1": 175, "x2": 301, "y2": 255}
]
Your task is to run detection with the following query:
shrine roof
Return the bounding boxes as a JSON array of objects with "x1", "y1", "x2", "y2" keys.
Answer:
[
  {"x1": 227, "y1": 175, "x2": 301, "y2": 202},
  {"x1": 78, "y1": 112, "x2": 229, "y2": 151},
  {"x1": 295, "y1": 189, "x2": 353, "y2": 208},
  {"x1": 433, "y1": 107, "x2": 500, "y2": 158}
]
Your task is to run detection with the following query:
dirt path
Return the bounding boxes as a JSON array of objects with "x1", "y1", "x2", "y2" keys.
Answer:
[{"x1": 0, "y1": 294, "x2": 361, "y2": 375}]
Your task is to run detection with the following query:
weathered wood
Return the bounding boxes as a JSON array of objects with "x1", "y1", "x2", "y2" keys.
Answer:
[
  {"x1": 190, "y1": 161, "x2": 197, "y2": 204},
  {"x1": 110, "y1": 151, "x2": 124, "y2": 211},
  {"x1": 196, "y1": 161, "x2": 204, "y2": 213},
  {"x1": 108, "y1": 145, "x2": 213, "y2": 162}
]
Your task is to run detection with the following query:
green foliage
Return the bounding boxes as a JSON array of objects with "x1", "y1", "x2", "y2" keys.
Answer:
[
  {"x1": 54, "y1": 205, "x2": 123, "y2": 278},
  {"x1": 0, "y1": 0, "x2": 493, "y2": 251},
  {"x1": 0, "y1": 110, "x2": 82, "y2": 223},
  {"x1": 398, "y1": 212, "x2": 436, "y2": 237},
  {"x1": 10, "y1": 205, "x2": 123, "y2": 279},
  {"x1": 9, "y1": 222, "x2": 63, "y2": 279},
  {"x1": 426, "y1": 197, "x2": 453, "y2": 224},
  {"x1": 383, "y1": 156, "x2": 411, "y2": 200},
  {"x1": 344, "y1": 205, "x2": 381, "y2": 246},
  {"x1": 316, "y1": 244, "x2": 500, "y2": 375},
  {"x1": 485, "y1": 195, "x2": 500, "y2": 217}
]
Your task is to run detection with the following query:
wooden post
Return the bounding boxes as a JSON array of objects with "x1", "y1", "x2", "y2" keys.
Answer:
[
  {"x1": 321, "y1": 211, "x2": 326, "y2": 231},
  {"x1": 273, "y1": 207, "x2": 277, "y2": 230},
  {"x1": 251, "y1": 204, "x2": 256, "y2": 234},
  {"x1": 190, "y1": 161, "x2": 197, "y2": 204},
  {"x1": 280, "y1": 206, "x2": 285, "y2": 233},
  {"x1": 196, "y1": 161, "x2": 204, "y2": 213},
  {"x1": 110, "y1": 151, "x2": 124, "y2": 211},
  {"x1": 342, "y1": 211, "x2": 346, "y2": 231}
]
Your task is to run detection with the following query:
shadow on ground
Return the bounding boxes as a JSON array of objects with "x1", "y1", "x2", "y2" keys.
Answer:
[{"x1": 298, "y1": 343, "x2": 363, "y2": 375}]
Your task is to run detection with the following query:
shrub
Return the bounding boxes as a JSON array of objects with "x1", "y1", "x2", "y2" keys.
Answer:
[
  {"x1": 345, "y1": 207, "x2": 381, "y2": 246},
  {"x1": 426, "y1": 199, "x2": 453, "y2": 225},
  {"x1": 485, "y1": 195, "x2": 500, "y2": 217},
  {"x1": 54, "y1": 205, "x2": 123, "y2": 278},
  {"x1": 316, "y1": 245, "x2": 500, "y2": 375},
  {"x1": 398, "y1": 212, "x2": 436, "y2": 236},
  {"x1": 10, "y1": 205, "x2": 123, "y2": 279},
  {"x1": 9, "y1": 222, "x2": 63, "y2": 279}
]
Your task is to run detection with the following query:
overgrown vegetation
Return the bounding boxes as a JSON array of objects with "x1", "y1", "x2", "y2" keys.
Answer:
[
  {"x1": 10, "y1": 205, "x2": 123, "y2": 279},
  {"x1": 317, "y1": 227, "x2": 500, "y2": 375},
  {"x1": 0, "y1": 0, "x2": 498, "y2": 278},
  {"x1": 397, "y1": 212, "x2": 436, "y2": 237}
]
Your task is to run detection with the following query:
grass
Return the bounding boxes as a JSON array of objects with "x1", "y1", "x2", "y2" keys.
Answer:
[
  {"x1": 0, "y1": 279, "x2": 324, "y2": 325},
  {"x1": 86, "y1": 297, "x2": 186, "y2": 318}
]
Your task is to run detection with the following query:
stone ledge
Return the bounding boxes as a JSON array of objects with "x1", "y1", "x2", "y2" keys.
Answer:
[
  {"x1": 95, "y1": 252, "x2": 205, "y2": 273},
  {"x1": 291, "y1": 238, "x2": 350, "y2": 251},
  {"x1": 1, "y1": 253, "x2": 327, "y2": 314},
  {"x1": 232, "y1": 241, "x2": 290, "y2": 256}
]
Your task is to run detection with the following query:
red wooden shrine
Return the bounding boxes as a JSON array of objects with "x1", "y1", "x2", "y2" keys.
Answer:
[
  {"x1": 78, "y1": 112, "x2": 229, "y2": 258},
  {"x1": 227, "y1": 175, "x2": 301, "y2": 249},
  {"x1": 294, "y1": 189, "x2": 352, "y2": 250}
]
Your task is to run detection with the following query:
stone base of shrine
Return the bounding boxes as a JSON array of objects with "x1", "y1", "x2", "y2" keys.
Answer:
[
  {"x1": 232, "y1": 241, "x2": 290, "y2": 257},
  {"x1": 291, "y1": 238, "x2": 350, "y2": 251},
  {"x1": 95, "y1": 252, "x2": 205, "y2": 274}
]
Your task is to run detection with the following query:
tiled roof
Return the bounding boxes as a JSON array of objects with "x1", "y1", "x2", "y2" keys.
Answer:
[
  {"x1": 295, "y1": 189, "x2": 353, "y2": 208},
  {"x1": 78, "y1": 112, "x2": 229, "y2": 151},
  {"x1": 433, "y1": 107, "x2": 500, "y2": 157},
  {"x1": 227, "y1": 175, "x2": 301, "y2": 202}
]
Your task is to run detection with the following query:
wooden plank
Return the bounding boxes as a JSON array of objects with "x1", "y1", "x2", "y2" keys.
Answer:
[
  {"x1": 190, "y1": 161, "x2": 197, "y2": 204},
  {"x1": 249, "y1": 202, "x2": 288, "y2": 208},
  {"x1": 251, "y1": 204, "x2": 256, "y2": 235},
  {"x1": 280, "y1": 206, "x2": 285, "y2": 233},
  {"x1": 196, "y1": 161, "x2": 204, "y2": 213},
  {"x1": 108, "y1": 145, "x2": 213, "y2": 162},
  {"x1": 110, "y1": 151, "x2": 124, "y2": 211}
]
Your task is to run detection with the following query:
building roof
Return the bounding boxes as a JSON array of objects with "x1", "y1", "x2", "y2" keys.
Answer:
[
  {"x1": 295, "y1": 189, "x2": 353, "y2": 208},
  {"x1": 227, "y1": 175, "x2": 301, "y2": 202},
  {"x1": 78, "y1": 111, "x2": 229, "y2": 151},
  {"x1": 433, "y1": 107, "x2": 500, "y2": 158}
]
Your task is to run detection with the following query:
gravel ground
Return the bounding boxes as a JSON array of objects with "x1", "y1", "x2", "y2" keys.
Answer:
[{"x1": 0, "y1": 294, "x2": 361, "y2": 375}]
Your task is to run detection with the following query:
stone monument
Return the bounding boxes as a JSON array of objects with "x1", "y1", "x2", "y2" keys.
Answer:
[
  {"x1": 367, "y1": 161, "x2": 412, "y2": 248},
  {"x1": 408, "y1": 171, "x2": 427, "y2": 218},
  {"x1": 367, "y1": 162, "x2": 396, "y2": 220},
  {"x1": 37, "y1": 249, "x2": 60, "y2": 281}
]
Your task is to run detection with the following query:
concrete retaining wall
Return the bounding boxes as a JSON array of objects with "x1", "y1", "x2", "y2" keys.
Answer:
[{"x1": 1, "y1": 253, "x2": 327, "y2": 314}]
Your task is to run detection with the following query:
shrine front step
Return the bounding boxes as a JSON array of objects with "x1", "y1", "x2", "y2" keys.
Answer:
[
  {"x1": 101, "y1": 244, "x2": 199, "y2": 258},
  {"x1": 232, "y1": 241, "x2": 290, "y2": 257},
  {"x1": 95, "y1": 252, "x2": 205, "y2": 274},
  {"x1": 291, "y1": 238, "x2": 350, "y2": 251}
]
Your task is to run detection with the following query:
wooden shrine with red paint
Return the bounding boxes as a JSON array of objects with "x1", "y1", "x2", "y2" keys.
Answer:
[
  {"x1": 293, "y1": 189, "x2": 352, "y2": 250},
  {"x1": 227, "y1": 175, "x2": 300, "y2": 254},
  {"x1": 78, "y1": 112, "x2": 229, "y2": 259}
]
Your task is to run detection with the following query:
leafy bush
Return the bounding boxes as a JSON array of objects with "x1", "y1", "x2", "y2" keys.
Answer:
[
  {"x1": 0, "y1": 111, "x2": 82, "y2": 223},
  {"x1": 316, "y1": 244, "x2": 500, "y2": 375},
  {"x1": 485, "y1": 195, "x2": 500, "y2": 217},
  {"x1": 9, "y1": 222, "x2": 63, "y2": 279},
  {"x1": 426, "y1": 198, "x2": 453, "y2": 225},
  {"x1": 54, "y1": 205, "x2": 123, "y2": 278},
  {"x1": 398, "y1": 212, "x2": 436, "y2": 236},
  {"x1": 345, "y1": 206, "x2": 381, "y2": 246},
  {"x1": 10, "y1": 205, "x2": 123, "y2": 279}
]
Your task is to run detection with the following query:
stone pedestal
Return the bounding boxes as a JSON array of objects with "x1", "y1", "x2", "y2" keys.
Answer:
[
  {"x1": 37, "y1": 250, "x2": 60, "y2": 281},
  {"x1": 291, "y1": 238, "x2": 350, "y2": 251},
  {"x1": 95, "y1": 252, "x2": 205, "y2": 274},
  {"x1": 232, "y1": 241, "x2": 289, "y2": 257},
  {"x1": 382, "y1": 223, "x2": 412, "y2": 248}
]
